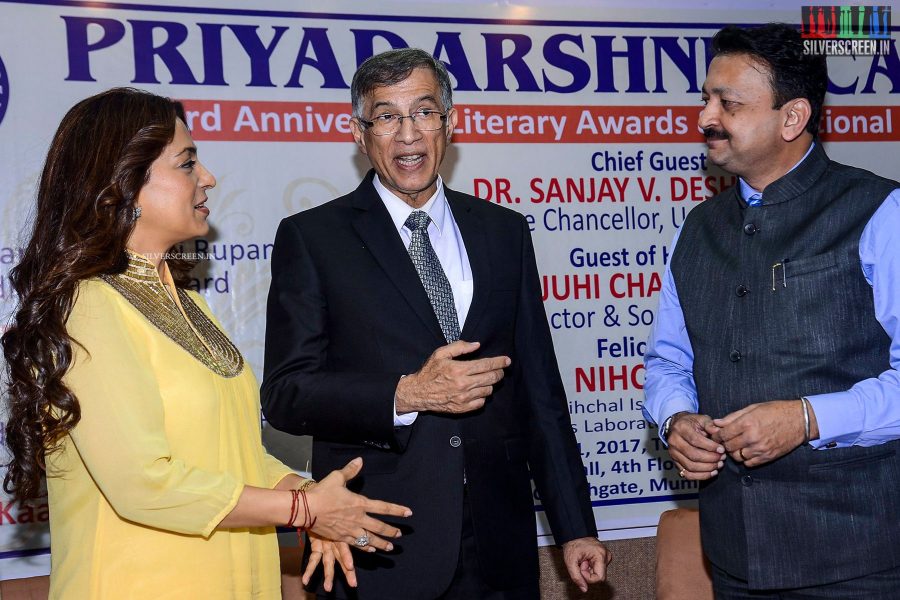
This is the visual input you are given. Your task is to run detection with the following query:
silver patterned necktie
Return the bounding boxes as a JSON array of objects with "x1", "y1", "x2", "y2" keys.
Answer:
[{"x1": 404, "y1": 210, "x2": 460, "y2": 343}]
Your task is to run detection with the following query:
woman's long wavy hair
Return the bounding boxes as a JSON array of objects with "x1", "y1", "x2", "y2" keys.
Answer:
[{"x1": 2, "y1": 88, "x2": 197, "y2": 501}]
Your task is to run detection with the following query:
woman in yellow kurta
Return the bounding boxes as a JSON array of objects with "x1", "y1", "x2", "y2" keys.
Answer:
[{"x1": 1, "y1": 88, "x2": 409, "y2": 599}]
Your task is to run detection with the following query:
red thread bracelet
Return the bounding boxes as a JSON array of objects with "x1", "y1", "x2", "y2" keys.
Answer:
[{"x1": 286, "y1": 489, "x2": 300, "y2": 528}]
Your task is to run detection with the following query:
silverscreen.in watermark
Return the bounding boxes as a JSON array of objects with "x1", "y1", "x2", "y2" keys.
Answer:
[
  {"x1": 143, "y1": 251, "x2": 213, "y2": 261},
  {"x1": 801, "y1": 5, "x2": 893, "y2": 56}
]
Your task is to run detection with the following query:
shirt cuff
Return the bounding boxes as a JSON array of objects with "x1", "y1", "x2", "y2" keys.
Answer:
[
  {"x1": 393, "y1": 374, "x2": 418, "y2": 426},
  {"x1": 806, "y1": 391, "x2": 862, "y2": 449},
  {"x1": 394, "y1": 404, "x2": 418, "y2": 426}
]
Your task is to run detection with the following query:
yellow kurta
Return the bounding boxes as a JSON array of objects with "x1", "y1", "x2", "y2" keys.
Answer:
[{"x1": 46, "y1": 257, "x2": 293, "y2": 599}]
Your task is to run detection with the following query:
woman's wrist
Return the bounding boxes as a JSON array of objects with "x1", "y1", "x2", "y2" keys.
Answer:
[
  {"x1": 283, "y1": 478, "x2": 317, "y2": 528},
  {"x1": 286, "y1": 489, "x2": 300, "y2": 528},
  {"x1": 293, "y1": 487, "x2": 317, "y2": 531}
]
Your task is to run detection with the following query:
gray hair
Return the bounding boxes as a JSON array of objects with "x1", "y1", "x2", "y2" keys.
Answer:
[{"x1": 351, "y1": 48, "x2": 453, "y2": 118}]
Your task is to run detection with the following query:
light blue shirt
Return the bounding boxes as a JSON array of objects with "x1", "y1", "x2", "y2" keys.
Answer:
[{"x1": 643, "y1": 148, "x2": 900, "y2": 450}]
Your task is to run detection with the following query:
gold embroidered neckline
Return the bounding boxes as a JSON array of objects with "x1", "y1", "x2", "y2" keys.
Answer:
[{"x1": 100, "y1": 252, "x2": 244, "y2": 378}]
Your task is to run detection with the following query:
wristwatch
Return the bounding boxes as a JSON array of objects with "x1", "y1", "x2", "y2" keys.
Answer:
[{"x1": 660, "y1": 413, "x2": 681, "y2": 442}]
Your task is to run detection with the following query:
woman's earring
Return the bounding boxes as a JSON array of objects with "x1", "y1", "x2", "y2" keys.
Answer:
[{"x1": 133, "y1": 206, "x2": 142, "y2": 220}]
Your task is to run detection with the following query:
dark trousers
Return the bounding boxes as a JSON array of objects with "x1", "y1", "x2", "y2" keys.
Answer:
[
  {"x1": 712, "y1": 562, "x2": 900, "y2": 600},
  {"x1": 437, "y1": 488, "x2": 539, "y2": 600},
  {"x1": 317, "y1": 488, "x2": 539, "y2": 600}
]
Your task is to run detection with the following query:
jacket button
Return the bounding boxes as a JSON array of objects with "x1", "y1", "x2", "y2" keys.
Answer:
[
  {"x1": 736, "y1": 285, "x2": 749, "y2": 297},
  {"x1": 729, "y1": 350, "x2": 742, "y2": 362},
  {"x1": 741, "y1": 475, "x2": 753, "y2": 486},
  {"x1": 743, "y1": 223, "x2": 758, "y2": 235},
  {"x1": 449, "y1": 436, "x2": 462, "y2": 448}
]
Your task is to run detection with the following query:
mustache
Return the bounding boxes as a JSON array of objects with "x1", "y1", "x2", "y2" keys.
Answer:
[{"x1": 703, "y1": 127, "x2": 730, "y2": 141}]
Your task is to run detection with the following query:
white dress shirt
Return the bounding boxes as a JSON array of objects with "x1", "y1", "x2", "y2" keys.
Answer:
[{"x1": 373, "y1": 174, "x2": 474, "y2": 425}]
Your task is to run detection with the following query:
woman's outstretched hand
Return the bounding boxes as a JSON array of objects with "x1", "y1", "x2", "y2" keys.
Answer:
[
  {"x1": 297, "y1": 457, "x2": 412, "y2": 590},
  {"x1": 301, "y1": 457, "x2": 412, "y2": 552}
]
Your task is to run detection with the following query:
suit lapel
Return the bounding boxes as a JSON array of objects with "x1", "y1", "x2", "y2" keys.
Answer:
[
  {"x1": 350, "y1": 175, "x2": 446, "y2": 344},
  {"x1": 446, "y1": 189, "x2": 492, "y2": 340}
]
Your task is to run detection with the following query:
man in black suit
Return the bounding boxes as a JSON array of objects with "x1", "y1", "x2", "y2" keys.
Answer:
[{"x1": 262, "y1": 48, "x2": 609, "y2": 599}]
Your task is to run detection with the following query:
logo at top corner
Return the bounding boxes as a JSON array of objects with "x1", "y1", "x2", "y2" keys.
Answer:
[
  {"x1": 0, "y1": 53, "x2": 8, "y2": 127},
  {"x1": 800, "y1": 5, "x2": 894, "y2": 56}
]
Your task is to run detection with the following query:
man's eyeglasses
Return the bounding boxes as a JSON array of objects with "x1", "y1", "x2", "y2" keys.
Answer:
[{"x1": 357, "y1": 109, "x2": 448, "y2": 136}]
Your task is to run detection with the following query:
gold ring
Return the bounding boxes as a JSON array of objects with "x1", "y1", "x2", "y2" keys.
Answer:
[
  {"x1": 739, "y1": 448, "x2": 747, "y2": 460},
  {"x1": 678, "y1": 469, "x2": 686, "y2": 478}
]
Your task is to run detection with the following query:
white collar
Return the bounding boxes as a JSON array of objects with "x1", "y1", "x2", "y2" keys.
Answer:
[{"x1": 373, "y1": 174, "x2": 450, "y2": 237}]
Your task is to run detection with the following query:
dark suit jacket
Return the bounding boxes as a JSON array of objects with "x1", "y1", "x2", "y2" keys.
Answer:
[{"x1": 261, "y1": 171, "x2": 595, "y2": 599}]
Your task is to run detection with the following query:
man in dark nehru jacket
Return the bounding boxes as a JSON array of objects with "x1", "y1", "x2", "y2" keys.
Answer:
[
  {"x1": 644, "y1": 23, "x2": 900, "y2": 599},
  {"x1": 261, "y1": 47, "x2": 610, "y2": 599}
]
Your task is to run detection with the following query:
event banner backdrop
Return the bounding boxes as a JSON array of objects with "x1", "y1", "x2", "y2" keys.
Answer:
[{"x1": 0, "y1": 0, "x2": 897, "y2": 579}]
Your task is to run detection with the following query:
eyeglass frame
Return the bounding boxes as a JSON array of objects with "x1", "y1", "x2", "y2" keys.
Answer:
[{"x1": 356, "y1": 109, "x2": 450, "y2": 136}]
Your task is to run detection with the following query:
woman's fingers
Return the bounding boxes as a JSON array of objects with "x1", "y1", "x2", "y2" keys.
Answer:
[
  {"x1": 363, "y1": 499, "x2": 412, "y2": 518},
  {"x1": 321, "y1": 546, "x2": 335, "y2": 592},
  {"x1": 359, "y1": 515, "x2": 403, "y2": 539},
  {"x1": 301, "y1": 548, "x2": 322, "y2": 586},
  {"x1": 303, "y1": 539, "x2": 357, "y2": 590},
  {"x1": 330, "y1": 514, "x2": 404, "y2": 547},
  {"x1": 335, "y1": 542, "x2": 357, "y2": 587},
  {"x1": 336, "y1": 457, "x2": 363, "y2": 483},
  {"x1": 349, "y1": 531, "x2": 393, "y2": 552}
]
